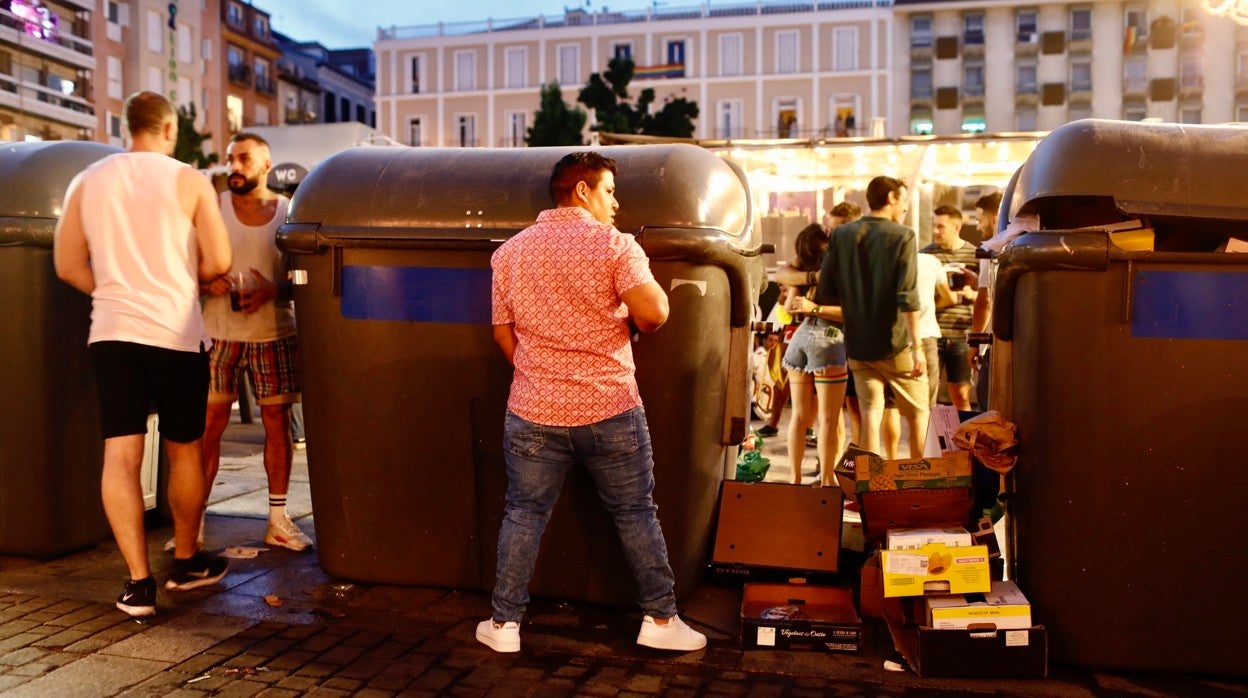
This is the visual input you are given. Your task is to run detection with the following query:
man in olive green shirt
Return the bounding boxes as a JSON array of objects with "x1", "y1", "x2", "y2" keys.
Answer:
[{"x1": 816, "y1": 176, "x2": 928, "y2": 457}]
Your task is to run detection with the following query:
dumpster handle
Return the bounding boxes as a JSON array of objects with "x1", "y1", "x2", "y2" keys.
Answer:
[
  {"x1": 993, "y1": 231, "x2": 1110, "y2": 341},
  {"x1": 1122, "y1": 260, "x2": 1134, "y2": 325},
  {"x1": 331, "y1": 245, "x2": 343, "y2": 297}
]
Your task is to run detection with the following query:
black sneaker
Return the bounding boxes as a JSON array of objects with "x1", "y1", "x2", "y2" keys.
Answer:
[
  {"x1": 165, "y1": 552, "x2": 229, "y2": 591},
  {"x1": 756, "y1": 425, "x2": 779, "y2": 437},
  {"x1": 117, "y1": 575, "x2": 157, "y2": 617}
]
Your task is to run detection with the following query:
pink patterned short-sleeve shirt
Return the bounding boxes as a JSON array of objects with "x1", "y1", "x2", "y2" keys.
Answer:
[{"x1": 491, "y1": 206, "x2": 657, "y2": 426}]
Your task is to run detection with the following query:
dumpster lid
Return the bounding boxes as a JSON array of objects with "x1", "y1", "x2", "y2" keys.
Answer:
[
  {"x1": 0, "y1": 141, "x2": 123, "y2": 220},
  {"x1": 1011, "y1": 119, "x2": 1248, "y2": 225},
  {"x1": 286, "y1": 144, "x2": 752, "y2": 240}
]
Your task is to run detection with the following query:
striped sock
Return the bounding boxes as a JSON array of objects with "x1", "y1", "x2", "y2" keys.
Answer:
[{"x1": 269, "y1": 494, "x2": 287, "y2": 521}]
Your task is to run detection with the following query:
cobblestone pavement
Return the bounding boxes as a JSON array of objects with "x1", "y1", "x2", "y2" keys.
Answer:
[{"x1": 1, "y1": 421, "x2": 1245, "y2": 696}]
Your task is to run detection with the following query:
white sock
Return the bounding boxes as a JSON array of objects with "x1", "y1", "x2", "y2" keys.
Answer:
[{"x1": 268, "y1": 494, "x2": 287, "y2": 522}]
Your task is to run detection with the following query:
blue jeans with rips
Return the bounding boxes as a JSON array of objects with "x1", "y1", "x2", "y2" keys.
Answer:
[{"x1": 491, "y1": 407, "x2": 678, "y2": 622}]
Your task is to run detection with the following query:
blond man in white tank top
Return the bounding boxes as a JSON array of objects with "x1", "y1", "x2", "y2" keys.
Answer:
[{"x1": 53, "y1": 91, "x2": 233, "y2": 617}]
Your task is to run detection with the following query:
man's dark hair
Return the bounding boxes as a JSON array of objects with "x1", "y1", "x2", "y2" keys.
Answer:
[
  {"x1": 230, "y1": 132, "x2": 271, "y2": 149},
  {"x1": 865, "y1": 176, "x2": 906, "y2": 211},
  {"x1": 123, "y1": 91, "x2": 175, "y2": 137},
  {"x1": 549, "y1": 152, "x2": 618, "y2": 204},
  {"x1": 793, "y1": 223, "x2": 829, "y2": 273},
  {"x1": 933, "y1": 204, "x2": 963, "y2": 220},
  {"x1": 976, "y1": 191, "x2": 1002, "y2": 215},
  {"x1": 829, "y1": 201, "x2": 861, "y2": 221}
]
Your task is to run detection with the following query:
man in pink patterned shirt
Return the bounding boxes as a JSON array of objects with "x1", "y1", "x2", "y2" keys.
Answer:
[{"x1": 476, "y1": 152, "x2": 706, "y2": 654}]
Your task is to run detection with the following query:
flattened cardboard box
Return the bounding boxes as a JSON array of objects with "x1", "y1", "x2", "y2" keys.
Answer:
[
  {"x1": 741, "y1": 583, "x2": 862, "y2": 653},
  {"x1": 710, "y1": 481, "x2": 842, "y2": 581}
]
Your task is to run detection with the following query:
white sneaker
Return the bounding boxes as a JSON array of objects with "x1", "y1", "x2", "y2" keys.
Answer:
[
  {"x1": 476, "y1": 619, "x2": 520, "y2": 653},
  {"x1": 636, "y1": 614, "x2": 707, "y2": 651},
  {"x1": 265, "y1": 515, "x2": 313, "y2": 551}
]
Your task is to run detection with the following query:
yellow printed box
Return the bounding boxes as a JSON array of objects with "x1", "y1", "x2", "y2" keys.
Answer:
[
  {"x1": 880, "y1": 542, "x2": 991, "y2": 598},
  {"x1": 855, "y1": 451, "x2": 973, "y2": 494}
]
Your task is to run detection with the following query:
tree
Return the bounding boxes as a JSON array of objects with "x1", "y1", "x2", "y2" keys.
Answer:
[
  {"x1": 174, "y1": 104, "x2": 218, "y2": 169},
  {"x1": 577, "y1": 57, "x2": 699, "y2": 138},
  {"x1": 526, "y1": 82, "x2": 587, "y2": 147},
  {"x1": 642, "y1": 97, "x2": 700, "y2": 139}
]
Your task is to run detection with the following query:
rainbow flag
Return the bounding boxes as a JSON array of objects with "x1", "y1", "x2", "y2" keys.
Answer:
[
  {"x1": 1123, "y1": 25, "x2": 1138, "y2": 54},
  {"x1": 634, "y1": 63, "x2": 685, "y2": 79}
]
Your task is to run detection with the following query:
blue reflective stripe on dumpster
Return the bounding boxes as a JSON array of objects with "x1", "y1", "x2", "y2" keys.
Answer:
[
  {"x1": 341, "y1": 266, "x2": 493, "y2": 324},
  {"x1": 1132, "y1": 270, "x2": 1248, "y2": 340}
]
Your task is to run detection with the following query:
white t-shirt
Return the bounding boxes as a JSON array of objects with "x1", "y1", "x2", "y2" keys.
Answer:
[
  {"x1": 916, "y1": 252, "x2": 942, "y2": 341},
  {"x1": 202, "y1": 192, "x2": 295, "y2": 342},
  {"x1": 77, "y1": 152, "x2": 204, "y2": 352}
]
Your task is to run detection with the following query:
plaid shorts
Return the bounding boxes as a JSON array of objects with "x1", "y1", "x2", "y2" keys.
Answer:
[{"x1": 208, "y1": 335, "x2": 300, "y2": 405}]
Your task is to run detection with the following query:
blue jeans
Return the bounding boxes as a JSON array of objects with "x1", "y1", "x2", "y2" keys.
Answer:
[{"x1": 491, "y1": 407, "x2": 678, "y2": 622}]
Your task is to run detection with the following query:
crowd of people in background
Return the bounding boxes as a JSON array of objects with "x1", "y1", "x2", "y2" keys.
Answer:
[{"x1": 758, "y1": 178, "x2": 1003, "y2": 476}]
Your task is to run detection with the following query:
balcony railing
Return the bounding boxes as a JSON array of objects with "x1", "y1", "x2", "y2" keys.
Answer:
[
  {"x1": 379, "y1": 0, "x2": 888, "y2": 40},
  {"x1": 228, "y1": 63, "x2": 252, "y2": 86},
  {"x1": 255, "y1": 75, "x2": 277, "y2": 95},
  {"x1": 0, "y1": 7, "x2": 95, "y2": 65},
  {"x1": 0, "y1": 74, "x2": 96, "y2": 130}
]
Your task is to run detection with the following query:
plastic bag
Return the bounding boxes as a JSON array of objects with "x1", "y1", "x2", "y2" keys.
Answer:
[
  {"x1": 952, "y1": 410, "x2": 1018, "y2": 475},
  {"x1": 735, "y1": 431, "x2": 771, "y2": 482}
]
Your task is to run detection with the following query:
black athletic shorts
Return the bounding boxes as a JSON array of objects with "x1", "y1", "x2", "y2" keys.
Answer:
[{"x1": 89, "y1": 341, "x2": 209, "y2": 443}]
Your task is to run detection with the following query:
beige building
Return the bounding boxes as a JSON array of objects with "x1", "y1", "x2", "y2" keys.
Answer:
[
  {"x1": 1, "y1": 0, "x2": 96, "y2": 141},
  {"x1": 374, "y1": 3, "x2": 895, "y2": 147},
  {"x1": 893, "y1": 0, "x2": 1248, "y2": 134},
  {"x1": 374, "y1": 0, "x2": 1248, "y2": 147},
  {"x1": 91, "y1": 0, "x2": 216, "y2": 150}
]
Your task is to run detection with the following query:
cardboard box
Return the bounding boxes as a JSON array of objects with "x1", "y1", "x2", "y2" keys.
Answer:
[
  {"x1": 859, "y1": 552, "x2": 884, "y2": 619},
  {"x1": 886, "y1": 527, "x2": 972, "y2": 551},
  {"x1": 880, "y1": 542, "x2": 991, "y2": 597},
  {"x1": 833, "y1": 444, "x2": 876, "y2": 506},
  {"x1": 841, "y1": 504, "x2": 864, "y2": 553},
  {"x1": 741, "y1": 583, "x2": 862, "y2": 653},
  {"x1": 1224, "y1": 237, "x2": 1248, "y2": 253},
  {"x1": 859, "y1": 487, "x2": 975, "y2": 548},
  {"x1": 885, "y1": 600, "x2": 1048, "y2": 678},
  {"x1": 710, "y1": 481, "x2": 842, "y2": 582},
  {"x1": 1109, "y1": 227, "x2": 1155, "y2": 251},
  {"x1": 922, "y1": 405, "x2": 965, "y2": 457},
  {"x1": 925, "y1": 580, "x2": 1032, "y2": 630},
  {"x1": 855, "y1": 452, "x2": 972, "y2": 493}
]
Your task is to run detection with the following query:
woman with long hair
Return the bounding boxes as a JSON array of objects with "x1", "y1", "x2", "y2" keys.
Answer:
[{"x1": 780, "y1": 223, "x2": 848, "y2": 485}]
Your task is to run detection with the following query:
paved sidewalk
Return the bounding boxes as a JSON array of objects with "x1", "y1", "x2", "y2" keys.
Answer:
[{"x1": 0, "y1": 416, "x2": 1244, "y2": 696}]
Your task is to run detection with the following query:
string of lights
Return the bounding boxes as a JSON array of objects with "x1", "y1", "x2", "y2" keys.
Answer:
[{"x1": 1205, "y1": 0, "x2": 1248, "y2": 26}]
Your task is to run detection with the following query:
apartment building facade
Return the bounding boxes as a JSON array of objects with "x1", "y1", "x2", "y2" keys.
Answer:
[
  {"x1": 894, "y1": 0, "x2": 1248, "y2": 135},
  {"x1": 275, "y1": 34, "x2": 375, "y2": 128},
  {"x1": 374, "y1": 2, "x2": 895, "y2": 147},
  {"x1": 91, "y1": 0, "x2": 216, "y2": 149},
  {"x1": 1, "y1": 0, "x2": 96, "y2": 141},
  {"x1": 214, "y1": 0, "x2": 278, "y2": 151}
]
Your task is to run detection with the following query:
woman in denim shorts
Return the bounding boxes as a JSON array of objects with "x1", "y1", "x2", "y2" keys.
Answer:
[{"x1": 780, "y1": 224, "x2": 849, "y2": 485}]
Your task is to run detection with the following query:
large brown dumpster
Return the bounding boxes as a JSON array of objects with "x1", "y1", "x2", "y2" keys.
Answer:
[
  {"x1": 989, "y1": 120, "x2": 1248, "y2": 676},
  {"x1": 278, "y1": 144, "x2": 764, "y2": 604}
]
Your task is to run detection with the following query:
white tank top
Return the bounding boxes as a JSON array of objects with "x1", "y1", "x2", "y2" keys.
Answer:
[
  {"x1": 202, "y1": 192, "x2": 294, "y2": 342},
  {"x1": 79, "y1": 152, "x2": 204, "y2": 352}
]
